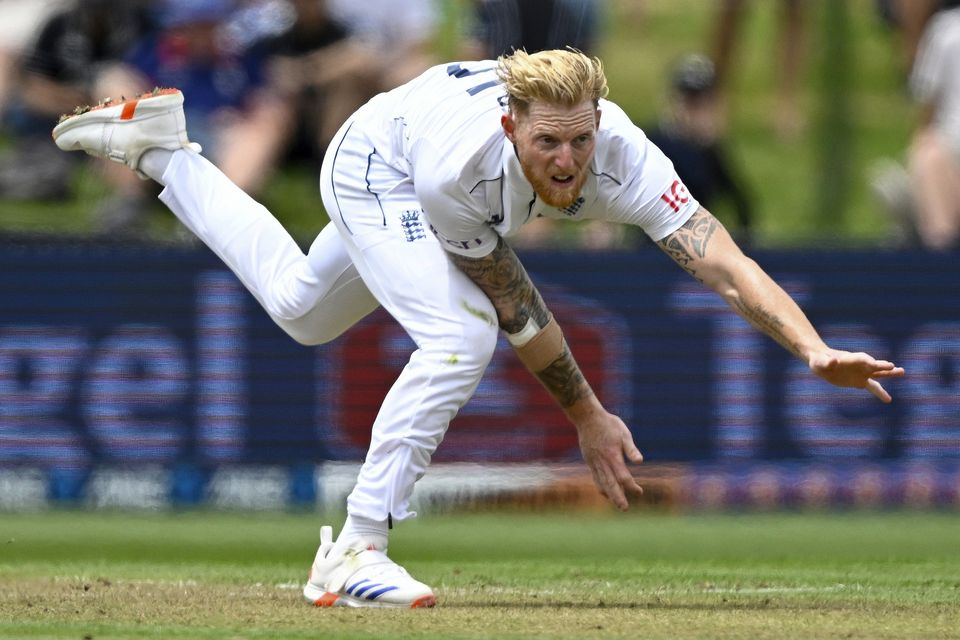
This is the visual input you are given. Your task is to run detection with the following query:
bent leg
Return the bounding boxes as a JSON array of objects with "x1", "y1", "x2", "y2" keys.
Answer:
[
  {"x1": 321, "y1": 123, "x2": 499, "y2": 522},
  {"x1": 158, "y1": 149, "x2": 379, "y2": 343}
]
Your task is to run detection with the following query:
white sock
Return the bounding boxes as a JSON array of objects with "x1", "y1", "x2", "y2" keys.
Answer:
[
  {"x1": 338, "y1": 514, "x2": 388, "y2": 550},
  {"x1": 139, "y1": 148, "x2": 174, "y2": 184}
]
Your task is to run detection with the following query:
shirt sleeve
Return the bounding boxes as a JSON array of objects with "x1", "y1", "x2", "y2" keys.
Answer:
[{"x1": 602, "y1": 130, "x2": 700, "y2": 242}]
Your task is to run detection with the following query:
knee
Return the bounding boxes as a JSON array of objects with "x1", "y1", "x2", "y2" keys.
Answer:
[
  {"x1": 273, "y1": 318, "x2": 329, "y2": 346},
  {"x1": 450, "y1": 317, "x2": 499, "y2": 372}
]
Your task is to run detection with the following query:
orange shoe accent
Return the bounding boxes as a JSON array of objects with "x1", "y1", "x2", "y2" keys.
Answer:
[
  {"x1": 410, "y1": 594, "x2": 437, "y2": 608},
  {"x1": 313, "y1": 592, "x2": 340, "y2": 607},
  {"x1": 120, "y1": 100, "x2": 139, "y2": 120}
]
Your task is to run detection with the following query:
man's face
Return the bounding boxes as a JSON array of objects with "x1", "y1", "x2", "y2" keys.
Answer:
[{"x1": 502, "y1": 100, "x2": 601, "y2": 209}]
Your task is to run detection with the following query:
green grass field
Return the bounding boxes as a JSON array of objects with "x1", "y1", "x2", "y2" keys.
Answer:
[{"x1": 1, "y1": 510, "x2": 957, "y2": 639}]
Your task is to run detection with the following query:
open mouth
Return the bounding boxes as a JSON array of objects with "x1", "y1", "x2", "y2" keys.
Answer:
[{"x1": 552, "y1": 175, "x2": 574, "y2": 184}]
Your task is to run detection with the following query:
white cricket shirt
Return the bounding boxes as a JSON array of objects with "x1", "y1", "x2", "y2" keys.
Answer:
[
  {"x1": 351, "y1": 60, "x2": 699, "y2": 258},
  {"x1": 911, "y1": 7, "x2": 960, "y2": 156}
]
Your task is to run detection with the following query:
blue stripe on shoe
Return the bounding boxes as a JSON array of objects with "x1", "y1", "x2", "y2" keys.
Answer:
[
  {"x1": 346, "y1": 579, "x2": 372, "y2": 595},
  {"x1": 353, "y1": 582, "x2": 381, "y2": 597},
  {"x1": 366, "y1": 585, "x2": 400, "y2": 600}
]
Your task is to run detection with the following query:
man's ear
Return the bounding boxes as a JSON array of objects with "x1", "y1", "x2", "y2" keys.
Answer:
[
  {"x1": 595, "y1": 108, "x2": 602, "y2": 130},
  {"x1": 501, "y1": 112, "x2": 516, "y2": 143}
]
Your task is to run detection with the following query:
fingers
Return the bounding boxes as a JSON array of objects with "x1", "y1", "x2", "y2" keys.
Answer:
[
  {"x1": 866, "y1": 378, "x2": 892, "y2": 403},
  {"x1": 871, "y1": 366, "x2": 905, "y2": 378},
  {"x1": 624, "y1": 436, "x2": 644, "y2": 464},
  {"x1": 591, "y1": 464, "x2": 628, "y2": 511},
  {"x1": 591, "y1": 460, "x2": 644, "y2": 512}
]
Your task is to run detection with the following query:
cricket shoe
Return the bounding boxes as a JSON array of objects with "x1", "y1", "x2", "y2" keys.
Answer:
[
  {"x1": 52, "y1": 88, "x2": 201, "y2": 178},
  {"x1": 303, "y1": 525, "x2": 436, "y2": 609}
]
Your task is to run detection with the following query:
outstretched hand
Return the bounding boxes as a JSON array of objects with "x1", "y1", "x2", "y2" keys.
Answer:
[
  {"x1": 577, "y1": 412, "x2": 644, "y2": 511},
  {"x1": 808, "y1": 349, "x2": 905, "y2": 403}
]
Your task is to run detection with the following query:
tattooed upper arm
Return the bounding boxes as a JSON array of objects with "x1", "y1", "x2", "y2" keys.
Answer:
[
  {"x1": 656, "y1": 206, "x2": 720, "y2": 284},
  {"x1": 447, "y1": 236, "x2": 551, "y2": 334}
]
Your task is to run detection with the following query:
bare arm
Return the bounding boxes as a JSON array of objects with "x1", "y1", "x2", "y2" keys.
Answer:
[
  {"x1": 450, "y1": 237, "x2": 644, "y2": 509},
  {"x1": 658, "y1": 207, "x2": 905, "y2": 400}
]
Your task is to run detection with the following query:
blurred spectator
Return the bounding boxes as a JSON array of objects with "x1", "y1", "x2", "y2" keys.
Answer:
[
  {"x1": 871, "y1": 0, "x2": 960, "y2": 250},
  {"x1": 326, "y1": 0, "x2": 437, "y2": 90},
  {"x1": 257, "y1": 0, "x2": 376, "y2": 162},
  {"x1": 0, "y1": 0, "x2": 152, "y2": 201},
  {"x1": 905, "y1": 0, "x2": 960, "y2": 250},
  {"x1": 94, "y1": 0, "x2": 290, "y2": 235},
  {"x1": 875, "y1": 0, "x2": 942, "y2": 76},
  {"x1": 646, "y1": 54, "x2": 754, "y2": 245},
  {"x1": 462, "y1": 0, "x2": 602, "y2": 59},
  {"x1": 0, "y1": 0, "x2": 68, "y2": 117},
  {"x1": 711, "y1": 0, "x2": 808, "y2": 140}
]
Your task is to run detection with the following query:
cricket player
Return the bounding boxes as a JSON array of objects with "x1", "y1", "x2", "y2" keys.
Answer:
[{"x1": 53, "y1": 49, "x2": 904, "y2": 608}]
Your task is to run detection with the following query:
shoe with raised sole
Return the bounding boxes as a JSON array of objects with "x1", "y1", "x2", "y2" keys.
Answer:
[
  {"x1": 52, "y1": 88, "x2": 201, "y2": 178},
  {"x1": 303, "y1": 525, "x2": 436, "y2": 609}
]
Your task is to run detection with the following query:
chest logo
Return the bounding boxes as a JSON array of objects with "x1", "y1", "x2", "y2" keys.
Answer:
[
  {"x1": 400, "y1": 210, "x2": 427, "y2": 242},
  {"x1": 561, "y1": 197, "x2": 586, "y2": 217}
]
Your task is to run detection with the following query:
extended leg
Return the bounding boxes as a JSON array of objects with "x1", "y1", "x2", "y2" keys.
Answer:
[
  {"x1": 159, "y1": 150, "x2": 379, "y2": 343},
  {"x1": 52, "y1": 89, "x2": 380, "y2": 344}
]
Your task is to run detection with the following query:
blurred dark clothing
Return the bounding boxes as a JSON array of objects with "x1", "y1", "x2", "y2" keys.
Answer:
[
  {"x1": 254, "y1": 3, "x2": 353, "y2": 161},
  {"x1": 21, "y1": 4, "x2": 151, "y2": 87},
  {"x1": 0, "y1": 2, "x2": 153, "y2": 201},
  {"x1": 647, "y1": 123, "x2": 754, "y2": 243},
  {"x1": 258, "y1": 12, "x2": 349, "y2": 58},
  {"x1": 469, "y1": 0, "x2": 601, "y2": 57},
  {"x1": 8, "y1": 3, "x2": 153, "y2": 137}
]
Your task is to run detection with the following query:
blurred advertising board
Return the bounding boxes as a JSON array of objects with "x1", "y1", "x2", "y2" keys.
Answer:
[{"x1": 1, "y1": 242, "x2": 957, "y2": 506}]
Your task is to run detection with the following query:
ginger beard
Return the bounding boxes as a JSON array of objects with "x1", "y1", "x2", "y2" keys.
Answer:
[{"x1": 503, "y1": 100, "x2": 600, "y2": 209}]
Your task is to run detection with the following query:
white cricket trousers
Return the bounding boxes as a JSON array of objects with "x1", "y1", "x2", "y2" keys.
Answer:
[{"x1": 157, "y1": 126, "x2": 499, "y2": 522}]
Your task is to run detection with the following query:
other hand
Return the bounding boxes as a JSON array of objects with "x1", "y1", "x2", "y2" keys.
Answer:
[
  {"x1": 577, "y1": 412, "x2": 644, "y2": 511},
  {"x1": 809, "y1": 349, "x2": 905, "y2": 403}
]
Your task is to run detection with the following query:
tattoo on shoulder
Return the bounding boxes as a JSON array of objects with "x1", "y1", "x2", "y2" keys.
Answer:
[{"x1": 656, "y1": 208, "x2": 719, "y2": 283}]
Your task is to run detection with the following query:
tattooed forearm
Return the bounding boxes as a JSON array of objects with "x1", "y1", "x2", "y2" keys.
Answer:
[
  {"x1": 534, "y1": 343, "x2": 593, "y2": 408},
  {"x1": 449, "y1": 236, "x2": 550, "y2": 333},
  {"x1": 656, "y1": 207, "x2": 719, "y2": 283},
  {"x1": 730, "y1": 298, "x2": 803, "y2": 358},
  {"x1": 450, "y1": 237, "x2": 595, "y2": 408}
]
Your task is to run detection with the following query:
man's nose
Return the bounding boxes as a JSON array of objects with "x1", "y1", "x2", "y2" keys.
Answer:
[{"x1": 553, "y1": 144, "x2": 575, "y2": 171}]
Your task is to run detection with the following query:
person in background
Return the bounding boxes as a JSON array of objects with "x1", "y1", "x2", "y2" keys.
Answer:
[
  {"x1": 257, "y1": 0, "x2": 380, "y2": 164},
  {"x1": 0, "y1": 0, "x2": 69, "y2": 122},
  {"x1": 870, "y1": 0, "x2": 960, "y2": 250},
  {"x1": 876, "y1": 0, "x2": 943, "y2": 76},
  {"x1": 646, "y1": 54, "x2": 754, "y2": 245},
  {"x1": 461, "y1": 0, "x2": 602, "y2": 60},
  {"x1": 0, "y1": 0, "x2": 152, "y2": 202},
  {"x1": 325, "y1": 0, "x2": 437, "y2": 91},
  {"x1": 903, "y1": 0, "x2": 960, "y2": 250},
  {"x1": 710, "y1": 0, "x2": 808, "y2": 140},
  {"x1": 93, "y1": 0, "x2": 289, "y2": 236}
]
